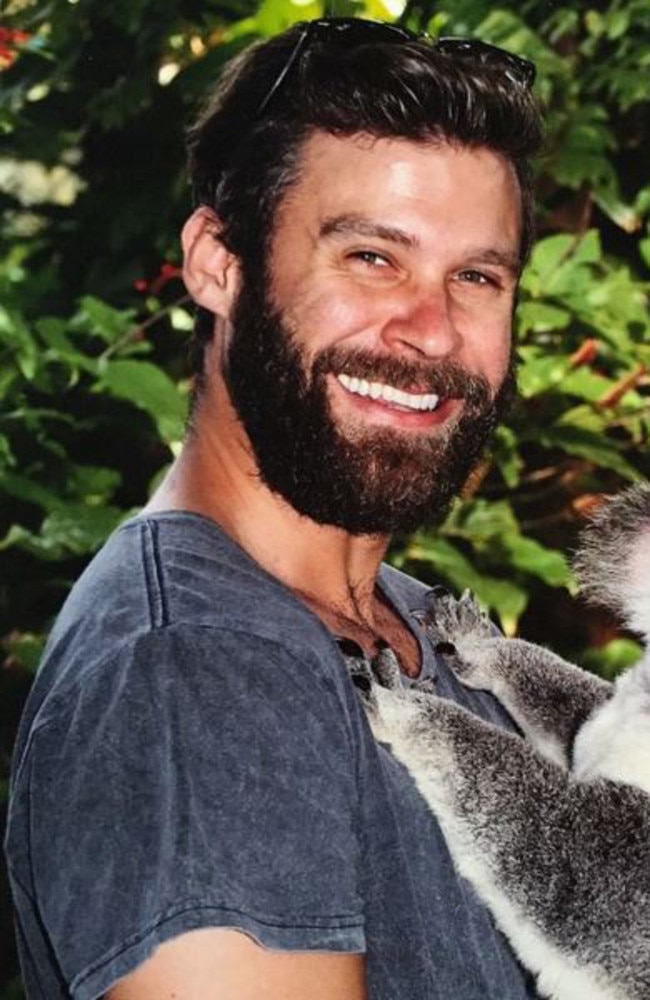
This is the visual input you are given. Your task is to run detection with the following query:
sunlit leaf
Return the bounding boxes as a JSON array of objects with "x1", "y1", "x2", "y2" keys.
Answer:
[
  {"x1": 500, "y1": 535, "x2": 572, "y2": 589},
  {"x1": 75, "y1": 296, "x2": 137, "y2": 345},
  {"x1": 96, "y1": 359, "x2": 187, "y2": 444},
  {"x1": 536, "y1": 425, "x2": 641, "y2": 480}
]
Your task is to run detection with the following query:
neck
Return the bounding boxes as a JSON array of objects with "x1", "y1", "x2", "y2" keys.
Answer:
[{"x1": 145, "y1": 386, "x2": 389, "y2": 623}]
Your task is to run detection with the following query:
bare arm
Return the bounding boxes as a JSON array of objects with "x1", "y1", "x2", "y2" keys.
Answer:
[{"x1": 107, "y1": 927, "x2": 367, "y2": 1000}]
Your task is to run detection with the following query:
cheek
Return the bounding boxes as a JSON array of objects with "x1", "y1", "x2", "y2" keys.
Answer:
[
  {"x1": 462, "y1": 321, "x2": 513, "y2": 388},
  {"x1": 285, "y1": 285, "x2": 381, "y2": 356}
]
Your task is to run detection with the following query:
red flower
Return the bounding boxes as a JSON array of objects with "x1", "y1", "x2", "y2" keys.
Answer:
[
  {"x1": 0, "y1": 26, "x2": 30, "y2": 44},
  {"x1": 0, "y1": 25, "x2": 30, "y2": 68},
  {"x1": 150, "y1": 263, "x2": 182, "y2": 295},
  {"x1": 134, "y1": 263, "x2": 182, "y2": 295},
  {"x1": 0, "y1": 45, "x2": 17, "y2": 68}
]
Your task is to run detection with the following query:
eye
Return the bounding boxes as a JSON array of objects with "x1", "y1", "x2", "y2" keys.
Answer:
[
  {"x1": 348, "y1": 249, "x2": 391, "y2": 268},
  {"x1": 457, "y1": 268, "x2": 496, "y2": 286}
]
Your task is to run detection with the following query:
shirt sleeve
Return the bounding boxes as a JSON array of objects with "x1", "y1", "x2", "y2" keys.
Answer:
[{"x1": 25, "y1": 625, "x2": 365, "y2": 1000}]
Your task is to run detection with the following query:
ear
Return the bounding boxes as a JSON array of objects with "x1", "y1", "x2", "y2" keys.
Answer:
[{"x1": 181, "y1": 207, "x2": 240, "y2": 319}]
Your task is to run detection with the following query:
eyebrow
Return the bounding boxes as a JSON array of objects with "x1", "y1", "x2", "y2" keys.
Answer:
[
  {"x1": 320, "y1": 214, "x2": 419, "y2": 249},
  {"x1": 464, "y1": 247, "x2": 522, "y2": 278}
]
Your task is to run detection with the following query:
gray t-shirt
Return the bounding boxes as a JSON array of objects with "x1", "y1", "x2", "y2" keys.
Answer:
[{"x1": 6, "y1": 512, "x2": 537, "y2": 999}]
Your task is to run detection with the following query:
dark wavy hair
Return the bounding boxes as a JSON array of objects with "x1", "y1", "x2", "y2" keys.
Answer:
[{"x1": 186, "y1": 21, "x2": 544, "y2": 381}]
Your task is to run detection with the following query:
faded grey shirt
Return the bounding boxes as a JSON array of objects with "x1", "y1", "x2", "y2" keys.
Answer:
[{"x1": 6, "y1": 512, "x2": 537, "y2": 999}]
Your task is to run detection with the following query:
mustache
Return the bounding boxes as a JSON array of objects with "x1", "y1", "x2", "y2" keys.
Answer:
[{"x1": 312, "y1": 346, "x2": 493, "y2": 405}]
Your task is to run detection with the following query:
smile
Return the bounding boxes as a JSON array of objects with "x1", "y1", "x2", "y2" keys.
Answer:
[{"x1": 336, "y1": 373, "x2": 440, "y2": 412}]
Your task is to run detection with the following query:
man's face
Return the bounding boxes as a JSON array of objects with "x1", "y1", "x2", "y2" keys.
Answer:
[{"x1": 223, "y1": 133, "x2": 521, "y2": 535}]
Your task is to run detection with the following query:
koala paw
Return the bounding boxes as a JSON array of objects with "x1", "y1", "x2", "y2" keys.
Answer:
[
  {"x1": 371, "y1": 644, "x2": 403, "y2": 690},
  {"x1": 344, "y1": 652, "x2": 378, "y2": 712},
  {"x1": 423, "y1": 589, "x2": 493, "y2": 648},
  {"x1": 369, "y1": 680, "x2": 422, "y2": 747},
  {"x1": 342, "y1": 642, "x2": 421, "y2": 747},
  {"x1": 421, "y1": 589, "x2": 503, "y2": 690}
]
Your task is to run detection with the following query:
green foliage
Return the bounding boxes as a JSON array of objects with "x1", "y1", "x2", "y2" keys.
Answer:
[
  {"x1": 1, "y1": 0, "x2": 647, "y2": 651},
  {"x1": 0, "y1": 0, "x2": 649, "y2": 988},
  {"x1": 391, "y1": 1, "x2": 650, "y2": 636}
]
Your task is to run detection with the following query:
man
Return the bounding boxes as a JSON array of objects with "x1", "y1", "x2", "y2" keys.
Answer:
[{"x1": 6, "y1": 18, "x2": 543, "y2": 999}]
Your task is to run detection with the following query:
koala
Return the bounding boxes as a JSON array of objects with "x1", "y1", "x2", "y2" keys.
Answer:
[{"x1": 351, "y1": 483, "x2": 650, "y2": 1000}]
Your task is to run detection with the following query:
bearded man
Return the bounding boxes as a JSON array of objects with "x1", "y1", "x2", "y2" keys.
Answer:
[{"x1": 6, "y1": 18, "x2": 543, "y2": 1000}]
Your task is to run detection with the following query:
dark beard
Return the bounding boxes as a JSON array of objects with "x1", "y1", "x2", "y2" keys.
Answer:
[{"x1": 224, "y1": 271, "x2": 516, "y2": 536}]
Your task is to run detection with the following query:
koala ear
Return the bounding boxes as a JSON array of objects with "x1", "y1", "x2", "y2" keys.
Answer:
[{"x1": 181, "y1": 207, "x2": 240, "y2": 319}]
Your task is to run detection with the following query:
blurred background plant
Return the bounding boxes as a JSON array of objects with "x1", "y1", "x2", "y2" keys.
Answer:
[{"x1": 1, "y1": 0, "x2": 649, "y2": 993}]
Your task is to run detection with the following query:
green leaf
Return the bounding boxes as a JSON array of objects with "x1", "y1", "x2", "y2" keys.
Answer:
[
  {"x1": 443, "y1": 500, "x2": 572, "y2": 588},
  {"x1": 500, "y1": 535, "x2": 572, "y2": 588},
  {"x1": 0, "y1": 503, "x2": 125, "y2": 559},
  {"x1": 406, "y1": 535, "x2": 475, "y2": 589},
  {"x1": 526, "y1": 233, "x2": 577, "y2": 279},
  {"x1": 75, "y1": 296, "x2": 136, "y2": 344},
  {"x1": 550, "y1": 108, "x2": 616, "y2": 192},
  {"x1": 585, "y1": 9, "x2": 604, "y2": 37},
  {"x1": 524, "y1": 231, "x2": 601, "y2": 288},
  {"x1": 35, "y1": 316, "x2": 98, "y2": 375},
  {"x1": 472, "y1": 579, "x2": 528, "y2": 635},
  {"x1": 0, "y1": 305, "x2": 39, "y2": 379},
  {"x1": 581, "y1": 638, "x2": 643, "y2": 680},
  {"x1": 640, "y1": 237, "x2": 650, "y2": 270},
  {"x1": 536, "y1": 425, "x2": 641, "y2": 480},
  {"x1": 517, "y1": 355, "x2": 570, "y2": 398},
  {"x1": 491, "y1": 425, "x2": 523, "y2": 488},
  {"x1": 559, "y1": 368, "x2": 614, "y2": 402},
  {"x1": 516, "y1": 301, "x2": 571, "y2": 336},
  {"x1": 444, "y1": 498, "x2": 519, "y2": 541},
  {"x1": 0, "y1": 523, "x2": 64, "y2": 560},
  {"x1": 38, "y1": 504, "x2": 125, "y2": 555},
  {"x1": 0, "y1": 432, "x2": 15, "y2": 470},
  {"x1": 96, "y1": 359, "x2": 187, "y2": 444},
  {"x1": 253, "y1": 0, "x2": 320, "y2": 36},
  {"x1": 0, "y1": 470, "x2": 63, "y2": 512},
  {"x1": 594, "y1": 187, "x2": 640, "y2": 232},
  {"x1": 169, "y1": 307, "x2": 194, "y2": 332},
  {"x1": 604, "y1": 7, "x2": 631, "y2": 40},
  {"x1": 68, "y1": 465, "x2": 122, "y2": 505}
]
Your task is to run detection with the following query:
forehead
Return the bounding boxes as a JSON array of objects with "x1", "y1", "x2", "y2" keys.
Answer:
[{"x1": 275, "y1": 131, "x2": 522, "y2": 253}]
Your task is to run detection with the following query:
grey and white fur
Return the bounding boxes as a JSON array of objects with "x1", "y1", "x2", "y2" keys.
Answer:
[{"x1": 350, "y1": 483, "x2": 650, "y2": 1000}]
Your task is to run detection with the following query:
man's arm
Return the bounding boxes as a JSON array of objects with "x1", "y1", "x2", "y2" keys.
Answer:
[{"x1": 107, "y1": 928, "x2": 366, "y2": 1000}]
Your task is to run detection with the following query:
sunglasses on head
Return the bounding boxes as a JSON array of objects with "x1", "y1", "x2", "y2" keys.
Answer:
[{"x1": 257, "y1": 17, "x2": 537, "y2": 118}]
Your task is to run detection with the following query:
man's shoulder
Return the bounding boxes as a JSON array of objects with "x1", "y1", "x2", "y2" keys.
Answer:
[
  {"x1": 53, "y1": 509, "x2": 328, "y2": 643},
  {"x1": 24, "y1": 512, "x2": 347, "y2": 737}
]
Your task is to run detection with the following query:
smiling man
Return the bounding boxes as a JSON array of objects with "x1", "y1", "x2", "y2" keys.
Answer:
[{"x1": 6, "y1": 19, "x2": 543, "y2": 1000}]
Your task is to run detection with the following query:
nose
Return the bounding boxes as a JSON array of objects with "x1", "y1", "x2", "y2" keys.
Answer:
[{"x1": 379, "y1": 289, "x2": 461, "y2": 359}]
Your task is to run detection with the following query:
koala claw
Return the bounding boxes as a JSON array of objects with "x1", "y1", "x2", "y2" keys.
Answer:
[
  {"x1": 345, "y1": 654, "x2": 378, "y2": 711},
  {"x1": 423, "y1": 589, "x2": 493, "y2": 647},
  {"x1": 342, "y1": 644, "x2": 405, "y2": 718},
  {"x1": 372, "y1": 644, "x2": 402, "y2": 690}
]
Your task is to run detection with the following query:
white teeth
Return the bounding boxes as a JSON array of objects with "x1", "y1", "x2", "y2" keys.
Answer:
[{"x1": 337, "y1": 373, "x2": 440, "y2": 412}]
